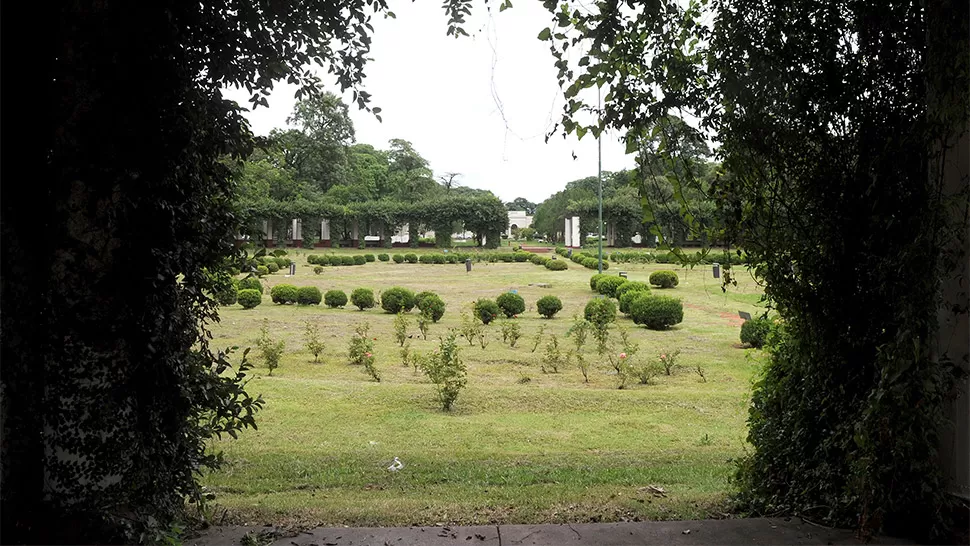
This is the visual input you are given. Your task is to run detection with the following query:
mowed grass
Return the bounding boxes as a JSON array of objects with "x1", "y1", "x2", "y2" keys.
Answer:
[{"x1": 204, "y1": 248, "x2": 766, "y2": 526}]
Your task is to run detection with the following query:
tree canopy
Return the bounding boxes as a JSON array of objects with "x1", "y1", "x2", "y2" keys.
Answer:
[{"x1": 232, "y1": 93, "x2": 508, "y2": 247}]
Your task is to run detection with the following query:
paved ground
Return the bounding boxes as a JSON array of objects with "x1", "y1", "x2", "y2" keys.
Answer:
[{"x1": 189, "y1": 518, "x2": 914, "y2": 545}]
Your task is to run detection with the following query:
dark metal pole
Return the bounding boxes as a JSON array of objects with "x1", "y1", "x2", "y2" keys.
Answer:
[{"x1": 597, "y1": 87, "x2": 603, "y2": 274}]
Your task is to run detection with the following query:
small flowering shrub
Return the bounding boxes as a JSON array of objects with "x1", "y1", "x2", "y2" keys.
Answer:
[
  {"x1": 420, "y1": 331, "x2": 467, "y2": 411},
  {"x1": 658, "y1": 349, "x2": 682, "y2": 375},
  {"x1": 393, "y1": 312, "x2": 411, "y2": 347},
  {"x1": 256, "y1": 319, "x2": 285, "y2": 376},
  {"x1": 348, "y1": 323, "x2": 379, "y2": 381},
  {"x1": 500, "y1": 320, "x2": 522, "y2": 347}
]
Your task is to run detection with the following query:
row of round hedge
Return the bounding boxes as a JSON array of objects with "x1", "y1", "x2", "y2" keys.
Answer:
[
  {"x1": 304, "y1": 250, "x2": 571, "y2": 269},
  {"x1": 307, "y1": 253, "x2": 370, "y2": 266},
  {"x1": 269, "y1": 284, "x2": 322, "y2": 305},
  {"x1": 472, "y1": 292, "x2": 564, "y2": 323},
  {"x1": 586, "y1": 272, "x2": 684, "y2": 330},
  {"x1": 608, "y1": 249, "x2": 750, "y2": 266},
  {"x1": 554, "y1": 247, "x2": 609, "y2": 270}
]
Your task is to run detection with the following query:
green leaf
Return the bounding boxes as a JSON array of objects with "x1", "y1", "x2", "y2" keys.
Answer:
[
  {"x1": 537, "y1": 28, "x2": 552, "y2": 41},
  {"x1": 499, "y1": 0, "x2": 513, "y2": 12}
]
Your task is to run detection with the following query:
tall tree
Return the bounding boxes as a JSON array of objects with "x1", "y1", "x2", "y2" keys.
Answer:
[
  {"x1": 505, "y1": 197, "x2": 537, "y2": 214},
  {"x1": 386, "y1": 138, "x2": 436, "y2": 200},
  {"x1": 279, "y1": 91, "x2": 356, "y2": 192}
]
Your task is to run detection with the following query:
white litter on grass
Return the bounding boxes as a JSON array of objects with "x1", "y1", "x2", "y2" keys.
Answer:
[
  {"x1": 369, "y1": 441, "x2": 378, "y2": 445},
  {"x1": 387, "y1": 457, "x2": 404, "y2": 472}
]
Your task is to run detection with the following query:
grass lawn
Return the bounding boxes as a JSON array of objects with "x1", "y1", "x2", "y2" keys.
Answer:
[{"x1": 203, "y1": 247, "x2": 766, "y2": 527}]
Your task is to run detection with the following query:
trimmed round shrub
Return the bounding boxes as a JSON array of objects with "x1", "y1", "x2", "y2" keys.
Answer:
[
  {"x1": 313, "y1": 265, "x2": 323, "y2": 274},
  {"x1": 619, "y1": 291, "x2": 646, "y2": 315},
  {"x1": 595, "y1": 276, "x2": 628, "y2": 298},
  {"x1": 297, "y1": 286, "x2": 322, "y2": 305},
  {"x1": 214, "y1": 279, "x2": 238, "y2": 306},
  {"x1": 615, "y1": 281, "x2": 651, "y2": 300},
  {"x1": 473, "y1": 298, "x2": 501, "y2": 325},
  {"x1": 496, "y1": 292, "x2": 526, "y2": 318},
  {"x1": 740, "y1": 317, "x2": 772, "y2": 348},
  {"x1": 445, "y1": 254, "x2": 458, "y2": 264},
  {"x1": 274, "y1": 257, "x2": 290, "y2": 269},
  {"x1": 266, "y1": 261, "x2": 280, "y2": 273},
  {"x1": 392, "y1": 254, "x2": 405, "y2": 263},
  {"x1": 545, "y1": 259, "x2": 568, "y2": 271},
  {"x1": 350, "y1": 288, "x2": 376, "y2": 310},
  {"x1": 341, "y1": 256, "x2": 355, "y2": 266},
  {"x1": 416, "y1": 293, "x2": 446, "y2": 322},
  {"x1": 420, "y1": 254, "x2": 434, "y2": 264},
  {"x1": 649, "y1": 270, "x2": 680, "y2": 288},
  {"x1": 432, "y1": 254, "x2": 446, "y2": 264},
  {"x1": 237, "y1": 276, "x2": 263, "y2": 294},
  {"x1": 270, "y1": 284, "x2": 299, "y2": 304},
  {"x1": 378, "y1": 253, "x2": 390, "y2": 262},
  {"x1": 256, "y1": 265, "x2": 270, "y2": 277},
  {"x1": 381, "y1": 287, "x2": 416, "y2": 313},
  {"x1": 364, "y1": 254, "x2": 376, "y2": 262},
  {"x1": 584, "y1": 297, "x2": 617, "y2": 327},
  {"x1": 513, "y1": 252, "x2": 529, "y2": 262},
  {"x1": 353, "y1": 255, "x2": 367, "y2": 265},
  {"x1": 325, "y1": 255, "x2": 339, "y2": 266},
  {"x1": 536, "y1": 295, "x2": 563, "y2": 318},
  {"x1": 324, "y1": 289, "x2": 348, "y2": 308},
  {"x1": 630, "y1": 295, "x2": 684, "y2": 330},
  {"x1": 237, "y1": 289, "x2": 262, "y2": 309},
  {"x1": 307, "y1": 254, "x2": 320, "y2": 264},
  {"x1": 404, "y1": 253, "x2": 418, "y2": 264},
  {"x1": 589, "y1": 273, "x2": 608, "y2": 291}
]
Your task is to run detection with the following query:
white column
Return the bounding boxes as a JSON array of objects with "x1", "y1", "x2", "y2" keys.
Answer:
[
  {"x1": 563, "y1": 218, "x2": 572, "y2": 247},
  {"x1": 263, "y1": 219, "x2": 273, "y2": 241},
  {"x1": 351, "y1": 219, "x2": 360, "y2": 241},
  {"x1": 292, "y1": 218, "x2": 302, "y2": 240},
  {"x1": 320, "y1": 219, "x2": 331, "y2": 241},
  {"x1": 571, "y1": 216, "x2": 581, "y2": 248}
]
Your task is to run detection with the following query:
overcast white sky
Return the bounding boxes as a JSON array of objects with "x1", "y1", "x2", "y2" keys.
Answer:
[{"x1": 223, "y1": 1, "x2": 633, "y2": 204}]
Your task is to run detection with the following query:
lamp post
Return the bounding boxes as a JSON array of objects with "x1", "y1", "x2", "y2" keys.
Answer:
[{"x1": 597, "y1": 86, "x2": 603, "y2": 274}]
